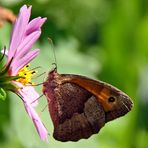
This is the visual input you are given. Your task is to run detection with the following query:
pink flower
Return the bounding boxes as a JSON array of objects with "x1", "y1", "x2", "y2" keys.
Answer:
[{"x1": 5, "y1": 5, "x2": 48, "y2": 141}]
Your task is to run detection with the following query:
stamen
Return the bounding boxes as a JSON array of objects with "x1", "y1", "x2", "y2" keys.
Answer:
[
  {"x1": 32, "y1": 72, "x2": 46, "y2": 79},
  {"x1": 26, "y1": 64, "x2": 30, "y2": 68},
  {"x1": 25, "y1": 82, "x2": 44, "y2": 87},
  {"x1": 16, "y1": 64, "x2": 37, "y2": 85},
  {"x1": 31, "y1": 71, "x2": 36, "y2": 74}
]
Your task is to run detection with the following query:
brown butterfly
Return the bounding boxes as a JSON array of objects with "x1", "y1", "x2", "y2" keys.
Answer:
[{"x1": 43, "y1": 67, "x2": 133, "y2": 142}]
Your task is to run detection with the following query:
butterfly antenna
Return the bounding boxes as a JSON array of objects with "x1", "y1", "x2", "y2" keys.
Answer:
[
  {"x1": 48, "y1": 37, "x2": 57, "y2": 71},
  {"x1": 31, "y1": 94, "x2": 44, "y2": 104}
]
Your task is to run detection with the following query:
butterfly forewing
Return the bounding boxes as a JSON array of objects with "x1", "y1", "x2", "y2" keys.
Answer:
[{"x1": 43, "y1": 69, "x2": 133, "y2": 142}]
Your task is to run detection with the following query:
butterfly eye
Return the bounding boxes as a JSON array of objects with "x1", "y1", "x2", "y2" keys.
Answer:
[{"x1": 108, "y1": 96, "x2": 116, "y2": 103}]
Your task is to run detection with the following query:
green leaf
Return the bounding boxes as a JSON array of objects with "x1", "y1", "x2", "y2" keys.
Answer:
[
  {"x1": 0, "y1": 88, "x2": 6, "y2": 101},
  {"x1": 0, "y1": 75, "x2": 24, "y2": 83}
]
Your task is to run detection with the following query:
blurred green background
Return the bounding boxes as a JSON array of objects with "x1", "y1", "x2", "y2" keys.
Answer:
[{"x1": 0, "y1": 0, "x2": 148, "y2": 148}]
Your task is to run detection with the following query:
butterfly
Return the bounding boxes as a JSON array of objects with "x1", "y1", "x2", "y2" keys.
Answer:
[{"x1": 43, "y1": 67, "x2": 133, "y2": 142}]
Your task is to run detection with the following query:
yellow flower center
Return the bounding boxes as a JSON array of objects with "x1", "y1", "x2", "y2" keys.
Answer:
[{"x1": 16, "y1": 64, "x2": 36, "y2": 85}]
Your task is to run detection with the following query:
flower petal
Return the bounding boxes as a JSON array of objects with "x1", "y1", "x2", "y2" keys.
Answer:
[
  {"x1": 11, "y1": 49, "x2": 40, "y2": 75},
  {"x1": 15, "y1": 82, "x2": 48, "y2": 141},
  {"x1": 24, "y1": 102, "x2": 48, "y2": 142},
  {"x1": 8, "y1": 5, "x2": 31, "y2": 63},
  {"x1": 26, "y1": 17, "x2": 47, "y2": 35},
  {"x1": 7, "y1": 5, "x2": 46, "y2": 76},
  {"x1": 15, "y1": 82, "x2": 39, "y2": 107},
  {"x1": 14, "y1": 31, "x2": 41, "y2": 60}
]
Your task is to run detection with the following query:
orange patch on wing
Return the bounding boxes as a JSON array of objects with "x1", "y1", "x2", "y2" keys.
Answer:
[{"x1": 97, "y1": 88, "x2": 112, "y2": 111}]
